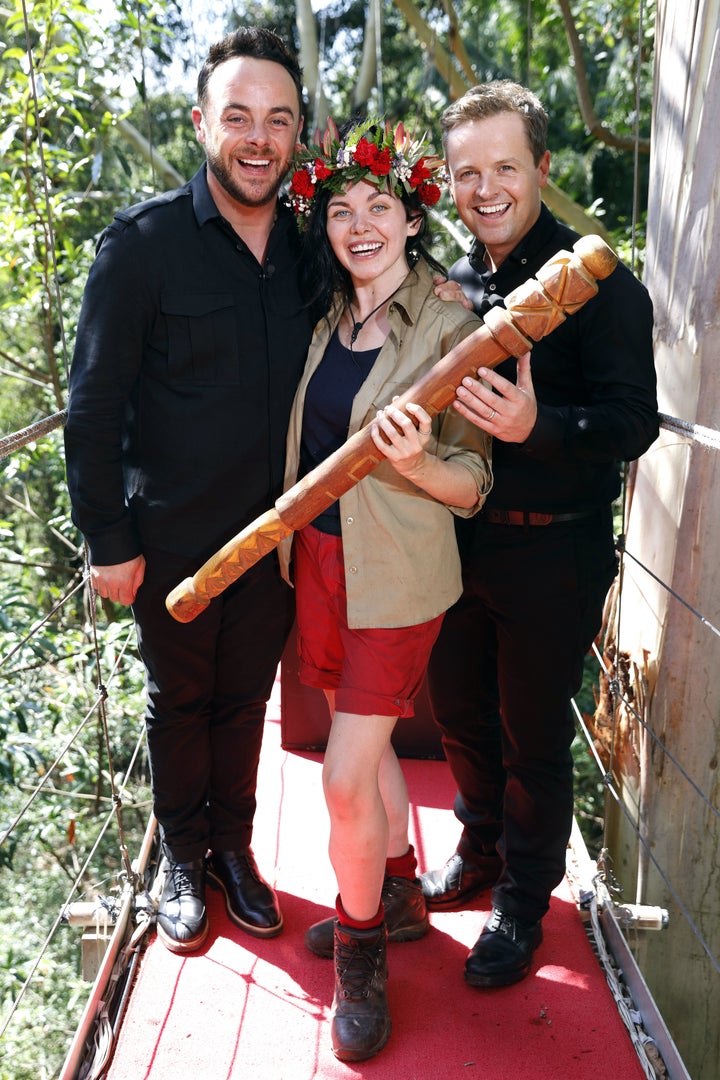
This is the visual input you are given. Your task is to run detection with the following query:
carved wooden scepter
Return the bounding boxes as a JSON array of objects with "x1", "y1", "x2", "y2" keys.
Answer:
[{"x1": 166, "y1": 235, "x2": 617, "y2": 623}]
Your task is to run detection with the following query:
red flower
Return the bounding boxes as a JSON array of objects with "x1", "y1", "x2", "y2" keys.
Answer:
[
  {"x1": 409, "y1": 158, "x2": 432, "y2": 188},
  {"x1": 315, "y1": 159, "x2": 332, "y2": 180},
  {"x1": 290, "y1": 169, "x2": 314, "y2": 198},
  {"x1": 353, "y1": 137, "x2": 375, "y2": 166},
  {"x1": 369, "y1": 147, "x2": 392, "y2": 176},
  {"x1": 418, "y1": 182, "x2": 441, "y2": 206},
  {"x1": 353, "y1": 138, "x2": 392, "y2": 176}
]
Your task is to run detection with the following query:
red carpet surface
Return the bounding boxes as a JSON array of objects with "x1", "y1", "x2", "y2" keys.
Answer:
[{"x1": 104, "y1": 680, "x2": 647, "y2": 1080}]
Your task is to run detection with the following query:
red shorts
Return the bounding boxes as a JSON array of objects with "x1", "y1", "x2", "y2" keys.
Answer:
[{"x1": 293, "y1": 524, "x2": 444, "y2": 718}]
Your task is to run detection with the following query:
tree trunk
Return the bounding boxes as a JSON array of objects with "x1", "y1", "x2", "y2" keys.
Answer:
[
  {"x1": 295, "y1": 0, "x2": 331, "y2": 130},
  {"x1": 602, "y1": 3, "x2": 720, "y2": 1077}
]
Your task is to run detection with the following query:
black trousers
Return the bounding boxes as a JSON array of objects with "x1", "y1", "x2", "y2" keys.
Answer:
[
  {"x1": 132, "y1": 548, "x2": 294, "y2": 863},
  {"x1": 427, "y1": 509, "x2": 617, "y2": 924}
]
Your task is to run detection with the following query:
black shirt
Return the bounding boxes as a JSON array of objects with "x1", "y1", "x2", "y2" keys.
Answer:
[
  {"x1": 450, "y1": 204, "x2": 658, "y2": 513},
  {"x1": 65, "y1": 166, "x2": 314, "y2": 562}
]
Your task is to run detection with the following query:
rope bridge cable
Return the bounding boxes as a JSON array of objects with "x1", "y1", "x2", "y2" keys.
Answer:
[
  {"x1": 570, "y1": 352, "x2": 720, "y2": 1001},
  {"x1": 0, "y1": 410, "x2": 67, "y2": 459},
  {"x1": 658, "y1": 411, "x2": 720, "y2": 450}
]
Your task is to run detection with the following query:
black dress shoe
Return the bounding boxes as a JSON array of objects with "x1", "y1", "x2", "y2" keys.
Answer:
[
  {"x1": 156, "y1": 857, "x2": 209, "y2": 954},
  {"x1": 464, "y1": 907, "x2": 543, "y2": 987},
  {"x1": 420, "y1": 851, "x2": 501, "y2": 911},
  {"x1": 207, "y1": 849, "x2": 283, "y2": 938},
  {"x1": 305, "y1": 875, "x2": 429, "y2": 958}
]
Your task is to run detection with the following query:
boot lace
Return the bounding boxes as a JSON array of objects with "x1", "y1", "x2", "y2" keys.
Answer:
[
  {"x1": 335, "y1": 934, "x2": 384, "y2": 999},
  {"x1": 169, "y1": 862, "x2": 203, "y2": 900},
  {"x1": 487, "y1": 908, "x2": 513, "y2": 936}
]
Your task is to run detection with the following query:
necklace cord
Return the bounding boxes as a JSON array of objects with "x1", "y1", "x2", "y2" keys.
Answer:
[{"x1": 348, "y1": 285, "x2": 402, "y2": 345}]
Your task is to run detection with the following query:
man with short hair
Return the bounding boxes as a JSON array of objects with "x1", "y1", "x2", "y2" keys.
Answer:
[
  {"x1": 422, "y1": 80, "x2": 658, "y2": 987},
  {"x1": 65, "y1": 28, "x2": 311, "y2": 953}
]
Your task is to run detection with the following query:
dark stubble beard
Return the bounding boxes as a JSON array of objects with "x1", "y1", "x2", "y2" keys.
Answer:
[{"x1": 205, "y1": 146, "x2": 288, "y2": 208}]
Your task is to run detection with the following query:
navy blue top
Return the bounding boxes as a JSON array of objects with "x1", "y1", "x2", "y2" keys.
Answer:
[{"x1": 300, "y1": 326, "x2": 380, "y2": 534}]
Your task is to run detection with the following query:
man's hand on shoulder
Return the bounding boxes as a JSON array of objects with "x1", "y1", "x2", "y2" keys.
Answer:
[
  {"x1": 432, "y1": 274, "x2": 474, "y2": 310},
  {"x1": 454, "y1": 352, "x2": 538, "y2": 443},
  {"x1": 90, "y1": 555, "x2": 146, "y2": 606}
]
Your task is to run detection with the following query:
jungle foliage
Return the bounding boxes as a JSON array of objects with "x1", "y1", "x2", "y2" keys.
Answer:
[{"x1": 0, "y1": 1, "x2": 653, "y2": 1075}]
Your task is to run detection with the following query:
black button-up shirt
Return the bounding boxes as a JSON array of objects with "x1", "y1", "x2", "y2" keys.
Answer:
[
  {"x1": 65, "y1": 167, "x2": 314, "y2": 563},
  {"x1": 450, "y1": 204, "x2": 658, "y2": 513}
]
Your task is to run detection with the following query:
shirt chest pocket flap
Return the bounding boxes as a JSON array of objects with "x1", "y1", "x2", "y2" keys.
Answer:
[{"x1": 160, "y1": 292, "x2": 239, "y2": 384}]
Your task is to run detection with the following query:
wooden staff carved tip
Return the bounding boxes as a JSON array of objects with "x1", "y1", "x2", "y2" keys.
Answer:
[
  {"x1": 165, "y1": 580, "x2": 210, "y2": 623},
  {"x1": 572, "y1": 235, "x2": 618, "y2": 280}
]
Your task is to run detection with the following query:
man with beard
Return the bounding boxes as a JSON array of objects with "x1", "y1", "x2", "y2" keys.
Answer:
[{"x1": 64, "y1": 28, "x2": 312, "y2": 953}]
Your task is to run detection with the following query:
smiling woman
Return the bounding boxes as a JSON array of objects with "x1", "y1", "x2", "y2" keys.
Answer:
[{"x1": 276, "y1": 117, "x2": 492, "y2": 1063}]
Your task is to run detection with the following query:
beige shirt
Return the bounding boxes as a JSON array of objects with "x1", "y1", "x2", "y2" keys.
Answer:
[{"x1": 280, "y1": 258, "x2": 492, "y2": 628}]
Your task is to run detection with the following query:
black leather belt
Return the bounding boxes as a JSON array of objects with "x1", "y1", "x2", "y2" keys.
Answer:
[{"x1": 483, "y1": 509, "x2": 594, "y2": 526}]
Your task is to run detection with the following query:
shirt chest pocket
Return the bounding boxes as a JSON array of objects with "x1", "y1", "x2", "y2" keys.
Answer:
[{"x1": 160, "y1": 292, "x2": 240, "y2": 385}]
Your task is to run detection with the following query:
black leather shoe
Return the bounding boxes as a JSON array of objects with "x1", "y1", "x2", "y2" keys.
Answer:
[
  {"x1": 207, "y1": 849, "x2": 283, "y2": 938},
  {"x1": 156, "y1": 857, "x2": 209, "y2": 954},
  {"x1": 420, "y1": 851, "x2": 501, "y2": 910},
  {"x1": 464, "y1": 907, "x2": 543, "y2": 987},
  {"x1": 305, "y1": 875, "x2": 429, "y2": 958},
  {"x1": 331, "y1": 922, "x2": 391, "y2": 1061}
]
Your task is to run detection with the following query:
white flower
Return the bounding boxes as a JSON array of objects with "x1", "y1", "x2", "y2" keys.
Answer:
[{"x1": 393, "y1": 153, "x2": 411, "y2": 182}]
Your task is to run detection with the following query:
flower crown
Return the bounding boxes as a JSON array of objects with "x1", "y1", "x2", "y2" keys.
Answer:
[{"x1": 288, "y1": 117, "x2": 444, "y2": 216}]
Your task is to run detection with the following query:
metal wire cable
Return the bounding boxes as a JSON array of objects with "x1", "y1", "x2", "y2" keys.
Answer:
[
  {"x1": 574, "y1": 698, "x2": 720, "y2": 981},
  {"x1": 602, "y1": 754, "x2": 719, "y2": 976},
  {"x1": 0, "y1": 723, "x2": 148, "y2": 1039},
  {"x1": 0, "y1": 620, "x2": 137, "y2": 847},
  {"x1": 0, "y1": 576, "x2": 86, "y2": 672}
]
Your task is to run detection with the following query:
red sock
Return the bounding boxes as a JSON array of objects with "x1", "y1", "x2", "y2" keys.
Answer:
[
  {"x1": 385, "y1": 844, "x2": 417, "y2": 881},
  {"x1": 336, "y1": 894, "x2": 384, "y2": 930}
]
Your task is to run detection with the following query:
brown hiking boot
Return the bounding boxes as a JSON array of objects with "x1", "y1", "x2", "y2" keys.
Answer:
[
  {"x1": 330, "y1": 921, "x2": 391, "y2": 1062},
  {"x1": 305, "y1": 875, "x2": 429, "y2": 958}
]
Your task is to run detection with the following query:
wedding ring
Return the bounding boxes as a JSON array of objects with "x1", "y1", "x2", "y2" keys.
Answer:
[
  {"x1": 420, "y1": 427, "x2": 432, "y2": 435},
  {"x1": 488, "y1": 408, "x2": 496, "y2": 420}
]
